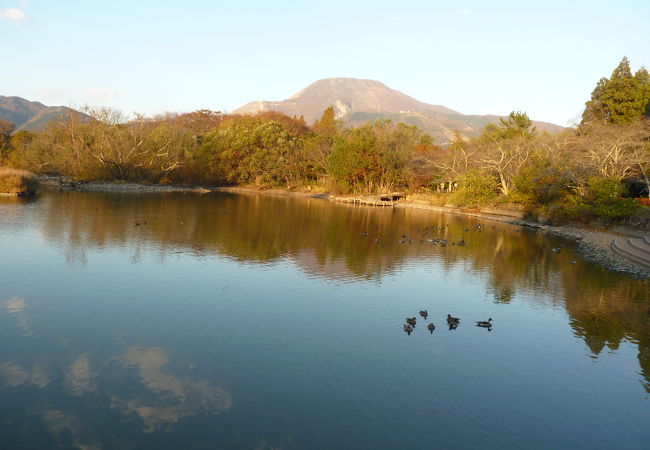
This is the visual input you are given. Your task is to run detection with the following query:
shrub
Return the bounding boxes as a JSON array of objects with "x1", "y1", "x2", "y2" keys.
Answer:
[
  {"x1": 0, "y1": 167, "x2": 39, "y2": 195},
  {"x1": 584, "y1": 177, "x2": 638, "y2": 221},
  {"x1": 537, "y1": 178, "x2": 638, "y2": 224},
  {"x1": 450, "y1": 170, "x2": 498, "y2": 207},
  {"x1": 536, "y1": 195, "x2": 589, "y2": 224}
]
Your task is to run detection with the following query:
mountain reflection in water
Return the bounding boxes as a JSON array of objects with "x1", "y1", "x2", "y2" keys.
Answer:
[{"x1": 0, "y1": 190, "x2": 648, "y2": 449}]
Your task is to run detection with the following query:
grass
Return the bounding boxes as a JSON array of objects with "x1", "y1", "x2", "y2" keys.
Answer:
[{"x1": 0, "y1": 167, "x2": 40, "y2": 195}]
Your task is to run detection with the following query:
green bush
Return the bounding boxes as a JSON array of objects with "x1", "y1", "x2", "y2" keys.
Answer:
[
  {"x1": 584, "y1": 177, "x2": 638, "y2": 221},
  {"x1": 511, "y1": 164, "x2": 572, "y2": 205},
  {"x1": 450, "y1": 170, "x2": 498, "y2": 207},
  {"x1": 536, "y1": 195, "x2": 589, "y2": 224},
  {"x1": 537, "y1": 178, "x2": 638, "y2": 223}
]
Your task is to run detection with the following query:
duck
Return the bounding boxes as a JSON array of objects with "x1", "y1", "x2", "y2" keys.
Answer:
[
  {"x1": 447, "y1": 314, "x2": 460, "y2": 324},
  {"x1": 406, "y1": 317, "x2": 417, "y2": 327},
  {"x1": 448, "y1": 322, "x2": 458, "y2": 330},
  {"x1": 403, "y1": 324, "x2": 413, "y2": 335},
  {"x1": 476, "y1": 318, "x2": 493, "y2": 327},
  {"x1": 419, "y1": 310, "x2": 428, "y2": 319},
  {"x1": 427, "y1": 323, "x2": 435, "y2": 334}
]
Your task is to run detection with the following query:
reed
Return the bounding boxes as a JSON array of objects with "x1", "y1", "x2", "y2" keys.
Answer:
[{"x1": 0, "y1": 167, "x2": 39, "y2": 195}]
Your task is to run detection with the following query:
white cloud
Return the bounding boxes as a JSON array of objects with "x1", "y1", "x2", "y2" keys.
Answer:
[
  {"x1": 455, "y1": 9, "x2": 470, "y2": 15},
  {"x1": 0, "y1": 8, "x2": 28, "y2": 22}
]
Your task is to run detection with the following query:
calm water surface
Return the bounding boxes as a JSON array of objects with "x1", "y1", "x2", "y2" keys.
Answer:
[{"x1": 0, "y1": 190, "x2": 649, "y2": 449}]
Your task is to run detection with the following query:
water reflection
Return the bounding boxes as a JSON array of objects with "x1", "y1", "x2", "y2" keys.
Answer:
[
  {"x1": 19, "y1": 190, "x2": 650, "y2": 393},
  {"x1": 0, "y1": 344, "x2": 231, "y2": 443},
  {"x1": 2, "y1": 296, "x2": 33, "y2": 335},
  {"x1": 113, "y1": 346, "x2": 232, "y2": 433},
  {"x1": 1, "y1": 190, "x2": 649, "y2": 448}
]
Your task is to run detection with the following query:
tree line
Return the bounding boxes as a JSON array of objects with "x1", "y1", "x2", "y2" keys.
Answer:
[{"x1": 1, "y1": 56, "x2": 649, "y2": 223}]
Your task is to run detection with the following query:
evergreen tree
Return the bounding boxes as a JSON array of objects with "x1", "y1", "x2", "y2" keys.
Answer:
[
  {"x1": 581, "y1": 77, "x2": 609, "y2": 126},
  {"x1": 580, "y1": 57, "x2": 650, "y2": 127},
  {"x1": 635, "y1": 67, "x2": 650, "y2": 117},
  {"x1": 313, "y1": 107, "x2": 338, "y2": 137},
  {"x1": 482, "y1": 111, "x2": 536, "y2": 140}
]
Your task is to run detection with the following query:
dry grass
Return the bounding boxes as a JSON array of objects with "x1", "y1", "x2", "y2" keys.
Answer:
[
  {"x1": 0, "y1": 167, "x2": 40, "y2": 195},
  {"x1": 406, "y1": 192, "x2": 449, "y2": 206}
]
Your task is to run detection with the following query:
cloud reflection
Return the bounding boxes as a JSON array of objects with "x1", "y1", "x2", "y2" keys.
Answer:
[
  {"x1": 65, "y1": 355, "x2": 96, "y2": 396},
  {"x1": 2, "y1": 296, "x2": 27, "y2": 313},
  {"x1": 0, "y1": 361, "x2": 51, "y2": 388},
  {"x1": 112, "y1": 346, "x2": 232, "y2": 433}
]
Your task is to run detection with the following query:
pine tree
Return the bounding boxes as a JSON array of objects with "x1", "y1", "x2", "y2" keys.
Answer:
[
  {"x1": 580, "y1": 57, "x2": 650, "y2": 127},
  {"x1": 313, "y1": 107, "x2": 338, "y2": 137},
  {"x1": 635, "y1": 67, "x2": 650, "y2": 117},
  {"x1": 581, "y1": 77, "x2": 609, "y2": 126}
]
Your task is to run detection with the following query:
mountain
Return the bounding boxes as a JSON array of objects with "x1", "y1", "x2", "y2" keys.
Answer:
[
  {"x1": 0, "y1": 95, "x2": 88, "y2": 132},
  {"x1": 233, "y1": 78, "x2": 564, "y2": 143}
]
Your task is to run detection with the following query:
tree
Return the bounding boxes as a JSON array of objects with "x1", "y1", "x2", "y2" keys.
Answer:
[
  {"x1": 313, "y1": 107, "x2": 339, "y2": 137},
  {"x1": 421, "y1": 131, "x2": 475, "y2": 192},
  {"x1": 580, "y1": 57, "x2": 650, "y2": 127},
  {"x1": 581, "y1": 77, "x2": 610, "y2": 126},
  {"x1": 202, "y1": 117, "x2": 304, "y2": 187},
  {"x1": 328, "y1": 120, "x2": 426, "y2": 193},
  {"x1": 478, "y1": 111, "x2": 536, "y2": 195},
  {"x1": 482, "y1": 111, "x2": 537, "y2": 140},
  {"x1": 0, "y1": 118, "x2": 15, "y2": 162}
]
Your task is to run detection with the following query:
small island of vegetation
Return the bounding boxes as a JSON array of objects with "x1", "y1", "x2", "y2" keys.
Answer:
[{"x1": 0, "y1": 167, "x2": 39, "y2": 196}]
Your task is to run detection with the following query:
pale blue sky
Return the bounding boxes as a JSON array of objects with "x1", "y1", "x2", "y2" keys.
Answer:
[{"x1": 2, "y1": 0, "x2": 648, "y2": 126}]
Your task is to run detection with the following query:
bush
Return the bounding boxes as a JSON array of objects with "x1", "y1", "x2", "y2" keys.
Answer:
[
  {"x1": 536, "y1": 195, "x2": 589, "y2": 224},
  {"x1": 450, "y1": 170, "x2": 498, "y2": 207},
  {"x1": 536, "y1": 178, "x2": 638, "y2": 224},
  {"x1": 584, "y1": 177, "x2": 638, "y2": 221},
  {"x1": 510, "y1": 163, "x2": 574, "y2": 205},
  {"x1": 0, "y1": 167, "x2": 39, "y2": 195}
]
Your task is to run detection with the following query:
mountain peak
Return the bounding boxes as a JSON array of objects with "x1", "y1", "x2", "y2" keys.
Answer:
[
  {"x1": 234, "y1": 77, "x2": 458, "y2": 124},
  {"x1": 0, "y1": 95, "x2": 89, "y2": 132},
  {"x1": 233, "y1": 78, "x2": 564, "y2": 143}
]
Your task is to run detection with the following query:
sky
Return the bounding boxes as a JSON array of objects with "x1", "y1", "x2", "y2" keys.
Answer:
[{"x1": 1, "y1": 0, "x2": 649, "y2": 126}]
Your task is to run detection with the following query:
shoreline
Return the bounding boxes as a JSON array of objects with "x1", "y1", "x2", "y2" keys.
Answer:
[
  {"x1": 41, "y1": 178, "x2": 650, "y2": 279},
  {"x1": 395, "y1": 202, "x2": 649, "y2": 279}
]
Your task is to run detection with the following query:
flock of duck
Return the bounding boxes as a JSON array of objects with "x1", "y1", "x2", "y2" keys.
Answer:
[
  {"x1": 403, "y1": 310, "x2": 493, "y2": 335},
  {"x1": 363, "y1": 223, "x2": 490, "y2": 246}
]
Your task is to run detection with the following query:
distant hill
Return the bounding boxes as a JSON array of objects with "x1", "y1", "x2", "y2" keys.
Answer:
[
  {"x1": 0, "y1": 95, "x2": 89, "y2": 131},
  {"x1": 234, "y1": 78, "x2": 564, "y2": 143}
]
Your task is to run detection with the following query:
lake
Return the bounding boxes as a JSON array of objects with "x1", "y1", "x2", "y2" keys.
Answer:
[{"x1": 0, "y1": 189, "x2": 649, "y2": 449}]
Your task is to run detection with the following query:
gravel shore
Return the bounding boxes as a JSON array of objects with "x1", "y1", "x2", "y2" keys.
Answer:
[{"x1": 396, "y1": 202, "x2": 650, "y2": 280}]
